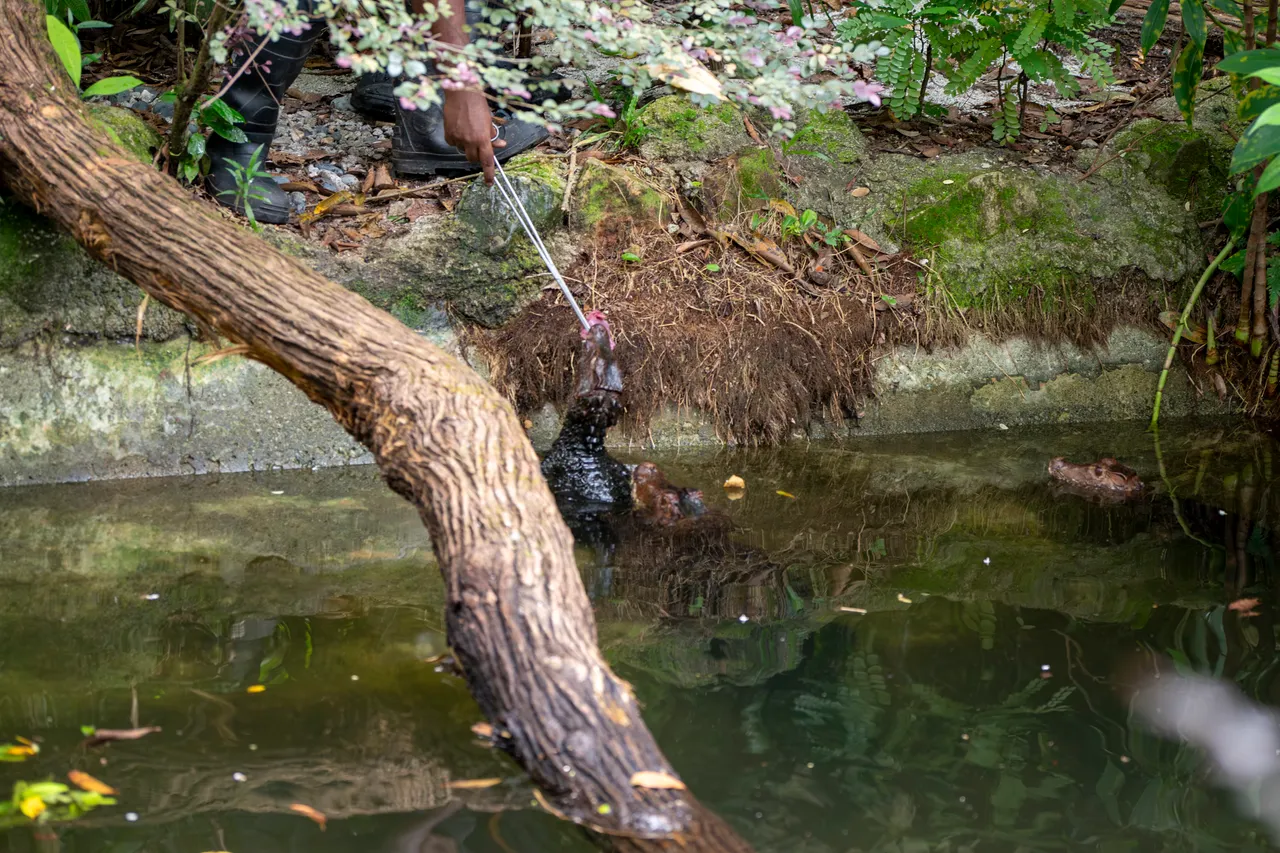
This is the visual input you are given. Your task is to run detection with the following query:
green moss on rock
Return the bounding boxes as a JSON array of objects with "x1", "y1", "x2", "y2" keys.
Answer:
[
  {"x1": 572, "y1": 160, "x2": 668, "y2": 230},
  {"x1": 85, "y1": 104, "x2": 161, "y2": 164},
  {"x1": 0, "y1": 199, "x2": 186, "y2": 346},
  {"x1": 789, "y1": 108, "x2": 867, "y2": 165},
  {"x1": 1103, "y1": 118, "x2": 1231, "y2": 223},
  {"x1": 701, "y1": 147, "x2": 783, "y2": 218},
  {"x1": 638, "y1": 95, "x2": 752, "y2": 163},
  {"x1": 884, "y1": 155, "x2": 1202, "y2": 311}
]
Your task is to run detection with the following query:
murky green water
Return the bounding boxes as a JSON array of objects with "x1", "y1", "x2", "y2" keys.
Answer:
[{"x1": 2, "y1": 421, "x2": 1279, "y2": 852}]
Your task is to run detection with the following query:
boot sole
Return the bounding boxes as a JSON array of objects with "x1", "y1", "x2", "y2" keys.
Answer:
[{"x1": 391, "y1": 136, "x2": 546, "y2": 179}]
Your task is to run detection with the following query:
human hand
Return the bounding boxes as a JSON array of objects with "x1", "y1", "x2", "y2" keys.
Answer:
[{"x1": 442, "y1": 88, "x2": 506, "y2": 184}]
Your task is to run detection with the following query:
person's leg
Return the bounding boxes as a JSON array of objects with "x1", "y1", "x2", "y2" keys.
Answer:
[{"x1": 205, "y1": 0, "x2": 327, "y2": 223}]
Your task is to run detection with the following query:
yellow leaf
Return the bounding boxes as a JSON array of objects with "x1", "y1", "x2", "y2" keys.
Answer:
[
  {"x1": 767, "y1": 199, "x2": 797, "y2": 218},
  {"x1": 290, "y1": 803, "x2": 328, "y2": 830},
  {"x1": 776, "y1": 490, "x2": 796, "y2": 499},
  {"x1": 68, "y1": 770, "x2": 118, "y2": 795},
  {"x1": 470, "y1": 722, "x2": 494, "y2": 738},
  {"x1": 723, "y1": 475, "x2": 745, "y2": 490},
  {"x1": 19, "y1": 796, "x2": 46, "y2": 819},
  {"x1": 630, "y1": 770, "x2": 687, "y2": 790},
  {"x1": 300, "y1": 190, "x2": 356, "y2": 224},
  {"x1": 449, "y1": 777, "x2": 503, "y2": 790},
  {"x1": 246, "y1": 685, "x2": 266, "y2": 694},
  {"x1": 5, "y1": 745, "x2": 37, "y2": 757}
]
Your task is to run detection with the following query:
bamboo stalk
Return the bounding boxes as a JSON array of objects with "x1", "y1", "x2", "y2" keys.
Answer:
[{"x1": 1152, "y1": 239, "x2": 1237, "y2": 430}]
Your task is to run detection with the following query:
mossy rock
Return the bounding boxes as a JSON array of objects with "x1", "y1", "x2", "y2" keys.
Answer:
[
  {"x1": 889, "y1": 157, "x2": 1202, "y2": 310},
  {"x1": 638, "y1": 95, "x2": 752, "y2": 164},
  {"x1": 1148, "y1": 76, "x2": 1248, "y2": 137},
  {"x1": 571, "y1": 159, "x2": 668, "y2": 231},
  {"x1": 1091, "y1": 117, "x2": 1233, "y2": 225},
  {"x1": 699, "y1": 147, "x2": 783, "y2": 219},
  {"x1": 788, "y1": 107, "x2": 868, "y2": 165},
  {"x1": 0, "y1": 199, "x2": 187, "y2": 346},
  {"x1": 293, "y1": 155, "x2": 576, "y2": 329},
  {"x1": 86, "y1": 104, "x2": 162, "y2": 164}
]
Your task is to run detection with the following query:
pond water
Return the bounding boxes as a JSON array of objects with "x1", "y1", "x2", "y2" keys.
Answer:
[{"x1": 1, "y1": 420, "x2": 1278, "y2": 852}]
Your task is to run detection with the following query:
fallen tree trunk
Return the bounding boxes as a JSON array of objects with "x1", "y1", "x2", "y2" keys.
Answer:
[{"x1": 0, "y1": 3, "x2": 751, "y2": 849}]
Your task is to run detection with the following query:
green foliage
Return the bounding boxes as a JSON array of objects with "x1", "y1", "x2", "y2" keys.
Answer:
[
  {"x1": 0, "y1": 779, "x2": 116, "y2": 828},
  {"x1": 216, "y1": 145, "x2": 273, "y2": 230},
  {"x1": 837, "y1": 0, "x2": 1112, "y2": 138},
  {"x1": 45, "y1": 15, "x2": 141, "y2": 98},
  {"x1": 157, "y1": 92, "x2": 246, "y2": 183}
]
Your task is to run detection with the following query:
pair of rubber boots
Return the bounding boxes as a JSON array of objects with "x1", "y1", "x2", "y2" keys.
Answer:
[{"x1": 206, "y1": 0, "x2": 561, "y2": 224}]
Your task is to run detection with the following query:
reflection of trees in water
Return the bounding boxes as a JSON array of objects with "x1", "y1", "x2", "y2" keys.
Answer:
[{"x1": 694, "y1": 609, "x2": 1275, "y2": 853}]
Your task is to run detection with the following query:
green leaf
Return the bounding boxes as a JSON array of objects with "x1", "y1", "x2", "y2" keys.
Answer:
[
  {"x1": 621, "y1": 251, "x2": 641, "y2": 262},
  {"x1": 1056, "y1": 0, "x2": 1076, "y2": 27},
  {"x1": 1140, "y1": 0, "x2": 1170, "y2": 54},
  {"x1": 1217, "y1": 48, "x2": 1280, "y2": 76},
  {"x1": 1221, "y1": 248, "x2": 1247, "y2": 277},
  {"x1": 81, "y1": 50, "x2": 101, "y2": 65},
  {"x1": 64, "y1": 0, "x2": 89, "y2": 21},
  {"x1": 1181, "y1": 0, "x2": 1206, "y2": 47},
  {"x1": 1256, "y1": 102, "x2": 1280, "y2": 128},
  {"x1": 704, "y1": 263, "x2": 720, "y2": 272},
  {"x1": 1223, "y1": 183, "x2": 1255, "y2": 236},
  {"x1": 1257, "y1": 156, "x2": 1280, "y2": 195},
  {"x1": 1207, "y1": 0, "x2": 1242, "y2": 16},
  {"x1": 45, "y1": 14, "x2": 82, "y2": 88},
  {"x1": 1231, "y1": 121, "x2": 1280, "y2": 173},
  {"x1": 200, "y1": 97, "x2": 245, "y2": 127},
  {"x1": 1172, "y1": 39, "x2": 1204, "y2": 123},
  {"x1": 787, "y1": 0, "x2": 803, "y2": 26},
  {"x1": 81, "y1": 75, "x2": 143, "y2": 98},
  {"x1": 1240, "y1": 84, "x2": 1280, "y2": 120},
  {"x1": 182, "y1": 159, "x2": 199, "y2": 183},
  {"x1": 1249, "y1": 68, "x2": 1280, "y2": 86},
  {"x1": 186, "y1": 132, "x2": 206, "y2": 160},
  {"x1": 75, "y1": 20, "x2": 112, "y2": 29}
]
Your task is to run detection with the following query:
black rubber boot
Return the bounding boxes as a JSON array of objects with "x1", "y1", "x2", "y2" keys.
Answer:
[
  {"x1": 206, "y1": 4, "x2": 326, "y2": 224},
  {"x1": 392, "y1": 101, "x2": 549, "y2": 178}
]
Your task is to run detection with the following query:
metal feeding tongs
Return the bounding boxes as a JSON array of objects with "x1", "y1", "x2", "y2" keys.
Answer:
[{"x1": 491, "y1": 157, "x2": 592, "y2": 333}]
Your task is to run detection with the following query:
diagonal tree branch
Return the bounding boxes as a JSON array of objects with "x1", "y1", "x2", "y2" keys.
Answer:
[{"x1": 0, "y1": 2, "x2": 752, "y2": 848}]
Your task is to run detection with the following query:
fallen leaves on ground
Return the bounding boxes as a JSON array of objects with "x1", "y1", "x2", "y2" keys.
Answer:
[
  {"x1": 290, "y1": 803, "x2": 328, "y2": 829},
  {"x1": 629, "y1": 771, "x2": 686, "y2": 790}
]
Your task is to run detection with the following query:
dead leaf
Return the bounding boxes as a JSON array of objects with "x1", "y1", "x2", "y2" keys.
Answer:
[
  {"x1": 839, "y1": 606, "x2": 868, "y2": 614},
  {"x1": 768, "y1": 198, "x2": 798, "y2": 218},
  {"x1": 724, "y1": 475, "x2": 746, "y2": 490},
  {"x1": 916, "y1": 145, "x2": 941, "y2": 158},
  {"x1": 743, "y1": 116, "x2": 763, "y2": 145},
  {"x1": 82, "y1": 726, "x2": 161, "y2": 747},
  {"x1": 449, "y1": 777, "x2": 503, "y2": 790},
  {"x1": 68, "y1": 770, "x2": 118, "y2": 795},
  {"x1": 848, "y1": 244, "x2": 873, "y2": 276},
  {"x1": 361, "y1": 169, "x2": 376, "y2": 194},
  {"x1": 842, "y1": 229, "x2": 883, "y2": 254},
  {"x1": 728, "y1": 231, "x2": 794, "y2": 273},
  {"x1": 675, "y1": 239, "x2": 712, "y2": 254},
  {"x1": 290, "y1": 803, "x2": 328, "y2": 829},
  {"x1": 280, "y1": 180, "x2": 320, "y2": 194},
  {"x1": 645, "y1": 57, "x2": 723, "y2": 99},
  {"x1": 630, "y1": 771, "x2": 687, "y2": 790},
  {"x1": 1158, "y1": 311, "x2": 1207, "y2": 343},
  {"x1": 471, "y1": 722, "x2": 495, "y2": 738},
  {"x1": 371, "y1": 164, "x2": 396, "y2": 191},
  {"x1": 134, "y1": 293, "x2": 148, "y2": 354},
  {"x1": 301, "y1": 190, "x2": 356, "y2": 224},
  {"x1": 894, "y1": 127, "x2": 921, "y2": 138},
  {"x1": 776, "y1": 490, "x2": 796, "y2": 499},
  {"x1": 897, "y1": 593, "x2": 913, "y2": 604},
  {"x1": 850, "y1": 186, "x2": 871, "y2": 198}
]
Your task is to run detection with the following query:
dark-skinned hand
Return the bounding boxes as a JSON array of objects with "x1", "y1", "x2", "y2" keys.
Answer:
[{"x1": 442, "y1": 88, "x2": 506, "y2": 185}]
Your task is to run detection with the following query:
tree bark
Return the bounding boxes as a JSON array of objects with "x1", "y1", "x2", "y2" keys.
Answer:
[{"x1": 0, "y1": 2, "x2": 751, "y2": 849}]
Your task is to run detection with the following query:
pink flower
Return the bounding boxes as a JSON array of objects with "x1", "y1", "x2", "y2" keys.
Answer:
[
  {"x1": 335, "y1": 54, "x2": 352, "y2": 68},
  {"x1": 504, "y1": 86, "x2": 533, "y2": 100},
  {"x1": 582, "y1": 29, "x2": 600, "y2": 43},
  {"x1": 769, "y1": 105, "x2": 792, "y2": 120},
  {"x1": 852, "y1": 79, "x2": 884, "y2": 107},
  {"x1": 743, "y1": 47, "x2": 765, "y2": 67},
  {"x1": 727, "y1": 14, "x2": 755, "y2": 25},
  {"x1": 586, "y1": 102, "x2": 616, "y2": 118},
  {"x1": 399, "y1": 96, "x2": 417, "y2": 110}
]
